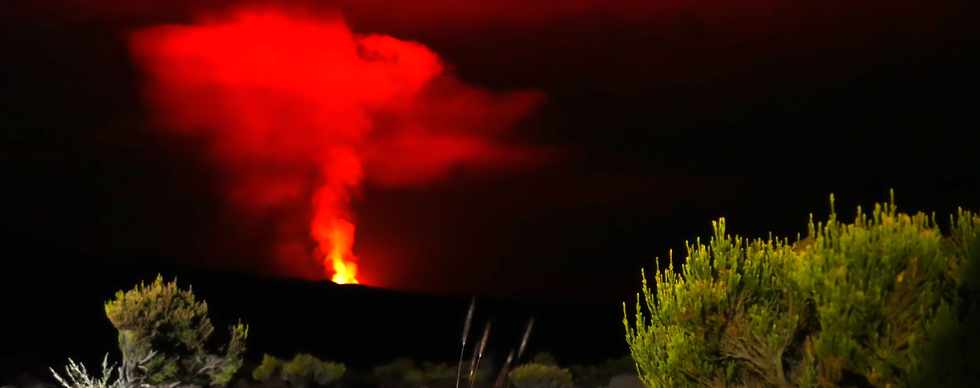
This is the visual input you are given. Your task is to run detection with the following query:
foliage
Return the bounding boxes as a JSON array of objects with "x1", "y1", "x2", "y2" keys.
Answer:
[
  {"x1": 909, "y1": 207, "x2": 980, "y2": 387},
  {"x1": 283, "y1": 354, "x2": 346, "y2": 387},
  {"x1": 373, "y1": 358, "x2": 475, "y2": 388},
  {"x1": 104, "y1": 275, "x2": 248, "y2": 387},
  {"x1": 403, "y1": 362, "x2": 455, "y2": 388},
  {"x1": 252, "y1": 354, "x2": 283, "y2": 382},
  {"x1": 508, "y1": 363, "x2": 574, "y2": 388},
  {"x1": 373, "y1": 358, "x2": 419, "y2": 387},
  {"x1": 624, "y1": 193, "x2": 980, "y2": 387},
  {"x1": 570, "y1": 356, "x2": 635, "y2": 388},
  {"x1": 252, "y1": 353, "x2": 346, "y2": 387}
]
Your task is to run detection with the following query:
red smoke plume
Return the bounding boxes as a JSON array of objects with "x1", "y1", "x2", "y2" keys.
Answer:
[{"x1": 130, "y1": 7, "x2": 543, "y2": 284}]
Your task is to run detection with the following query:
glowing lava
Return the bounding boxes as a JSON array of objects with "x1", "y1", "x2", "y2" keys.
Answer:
[
  {"x1": 325, "y1": 220, "x2": 358, "y2": 284},
  {"x1": 131, "y1": 7, "x2": 543, "y2": 285}
]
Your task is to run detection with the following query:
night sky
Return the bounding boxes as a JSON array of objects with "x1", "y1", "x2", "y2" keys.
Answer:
[{"x1": 2, "y1": 0, "x2": 980, "y2": 374}]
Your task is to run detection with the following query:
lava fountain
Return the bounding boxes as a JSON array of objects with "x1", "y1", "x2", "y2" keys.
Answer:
[{"x1": 130, "y1": 7, "x2": 543, "y2": 284}]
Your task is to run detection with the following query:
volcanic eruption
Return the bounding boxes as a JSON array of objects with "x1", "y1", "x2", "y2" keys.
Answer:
[{"x1": 130, "y1": 7, "x2": 543, "y2": 285}]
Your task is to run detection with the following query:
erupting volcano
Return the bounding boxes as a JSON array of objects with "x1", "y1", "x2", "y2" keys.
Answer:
[{"x1": 130, "y1": 7, "x2": 543, "y2": 285}]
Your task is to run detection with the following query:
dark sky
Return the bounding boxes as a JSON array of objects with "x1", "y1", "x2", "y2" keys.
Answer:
[{"x1": 3, "y1": 0, "x2": 980, "y2": 304}]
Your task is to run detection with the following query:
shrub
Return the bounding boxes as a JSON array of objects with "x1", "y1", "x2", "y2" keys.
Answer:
[
  {"x1": 624, "y1": 194, "x2": 980, "y2": 387},
  {"x1": 252, "y1": 354, "x2": 283, "y2": 382},
  {"x1": 570, "y1": 356, "x2": 634, "y2": 388},
  {"x1": 253, "y1": 353, "x2": 346, "y2": 387},
  {"x1": 374, "y1": 359, "x2": 474, "y2": 388},
  {"x1": 403, "y1": 362, "x2": 455, "y2": 388},
  {"x1": 104, "y1": 275, "x2": 248, "y2": 386},
  {"x1": 373, "y1": 358, "x2": 419, "y2": 388},
  {"x1": 508, "y1": 363, "x2": 573, "y2": 388},
  {"x1": 282, "y1": 354, "x2": 346, "y2": 387}
]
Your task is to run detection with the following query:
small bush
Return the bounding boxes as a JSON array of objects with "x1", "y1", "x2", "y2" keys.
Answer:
[
  {"x1": 509, "y1": 363, "x2": 573, "y2": 388},
  {"x1": 624, "y1": 194, "x2": 980, "y2": 387},
  {"x1": 403, "y1": 362, "x2": 455, "y2": 388},
  {"x1": 104, "y1": 275, "x2": 248, "y2": 386},
  {"x1": 284, "y1": 354, "x2": 346, "y2": 387},
  {"x1": 570, "y1": 356, "x2": 634, "y2": 388},
  {"x1": 373, "y1": 358, "x2": 419, "y2": 388},
  {"x1": 253, "y1": 353, "x2": 346, "y2": 387},
  {"x1": 252, "y1": 354, "x2": 283, "y2": 382},
  {"x1": 373, "y1": 359, "x2": 475, "y2": 388}
]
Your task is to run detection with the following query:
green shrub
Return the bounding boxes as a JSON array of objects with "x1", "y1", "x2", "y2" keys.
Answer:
[
  {"x1": 570, "y1": 356, "x2": 635, "y2": 388},
  {"x1": 373, "y1": 359, "x2": 474, "y2": 388},
  {"x1": 104, "y1": 275, "x2": 248, "y2": 386},
  {"x1": 283, "y1": 354, "x2": 346, "y2": 387},
  {"x1": 624, "y1": 194, "x2": 980, "y2": 387},
  {"x1": 252, "y1": 354, "x2": 283, "y2": 382},
  {"x1": 403, "y1": 362, "x2": 455, "y2": 388},
  {"x1": 509, "y1": 363, "x2": 574, "y2": 388},
  {"x1": 373, "y1": 358, "x2": 418, "y2": 388},
  {"x1": 253, "y1": 353, "x2": 346, "y2": 387}
]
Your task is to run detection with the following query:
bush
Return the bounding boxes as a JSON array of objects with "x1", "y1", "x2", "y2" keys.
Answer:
[
  {"x1": 373, "y1": 358, "x2": 418, "y2": 388},
  {"x1": 403, "y1": 362, "x2": 455, "y2": 388},
  {"x1": 508, "y1": 364, "x2": 573, "y2": 388},
  {"x1": 104, "y1": 275, "x2": 248, "y2": 386},
  {"x1": 252, "y1": 354, "x2": 283, "y2": 382},
  {"x1": 253, "y1": 353, "x2": 346, "y2": 387},
  {"x1": 283, "y1": 354, "x2": 346, "y2": 387},
  {"x1": 373, "y1": 359, "x2": 471, "y2": 388},
  {"x1": 570, "y1": 356, "x2": 634, "y2": 388},
  {"x1": 624, "y1": 194, "x2": 980, "y2": 387}
]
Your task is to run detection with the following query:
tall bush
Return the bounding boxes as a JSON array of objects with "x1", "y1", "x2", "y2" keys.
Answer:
[
  {"x1": 104, "y1": 275, "x2": 248, "y2": 386},
  {"x1": 624, "y1": 194, "x2": 979, "y2": 387}
]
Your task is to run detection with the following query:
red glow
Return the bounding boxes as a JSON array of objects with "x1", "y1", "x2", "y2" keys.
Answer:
[{"x1": 130, "y1": 7, "x2": 542, "y2": 285}]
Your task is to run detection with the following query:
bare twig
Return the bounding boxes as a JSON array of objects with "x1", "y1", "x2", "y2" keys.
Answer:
[{"x1": 50, "y1": 355, "x2": 125, "y2": 388}]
